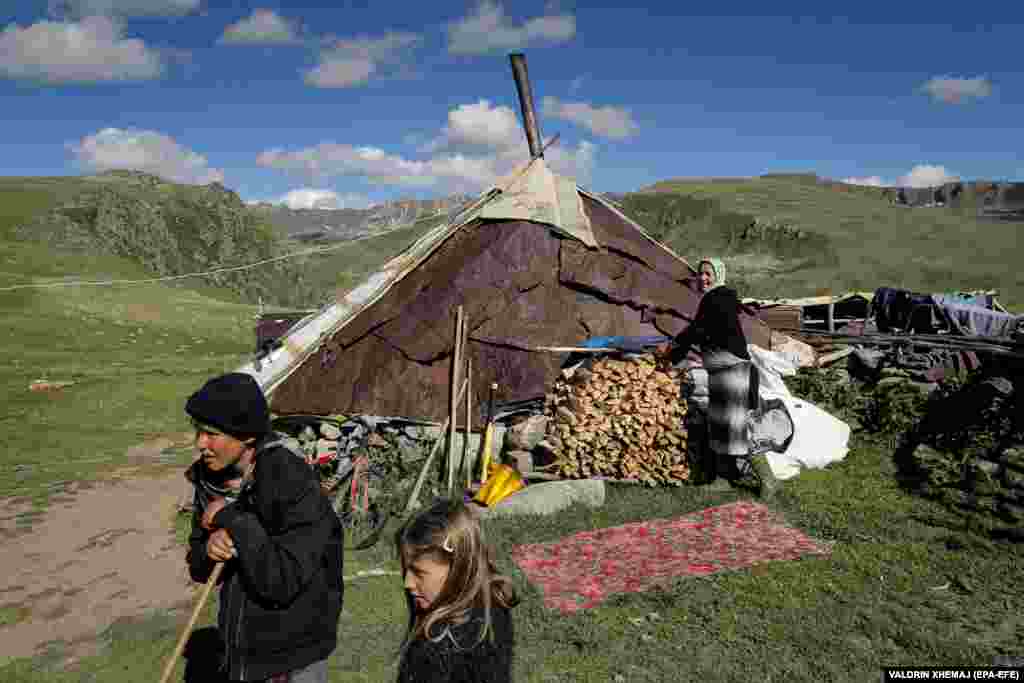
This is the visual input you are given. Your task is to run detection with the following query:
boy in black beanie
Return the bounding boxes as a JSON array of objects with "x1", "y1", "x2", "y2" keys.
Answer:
[{"x1": 184, "y1": 373, "x2": 344, "y2": 682}]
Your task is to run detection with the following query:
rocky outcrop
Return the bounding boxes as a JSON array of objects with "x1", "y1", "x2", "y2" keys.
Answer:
[{"x1": 882, "y1": 181, "x2": 1024, "y2": 215}]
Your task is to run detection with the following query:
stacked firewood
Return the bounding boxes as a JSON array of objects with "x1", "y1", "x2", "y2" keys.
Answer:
[{"x1": 542, "y1": 354, "x2": 690, "y2": 486}]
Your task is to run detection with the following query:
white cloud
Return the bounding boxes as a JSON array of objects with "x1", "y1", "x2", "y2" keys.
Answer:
[
  {"x1": 257, "y1": 99, "x2": 598, "y2": 194},
  {"x1": 0, "y1": 16, "x2": 163, "y2": 83},
  {"x1": 921, "y1": 75, "x2": 992, "y2": 104},
  {"x1": 546, "y1": 138, "x2": 596, "y2": 186},
  {"x1": 430, "y1": 99, "x2": 523, "y2": 152},
  {"x1": 897, "y1": 165, "x2": 959, "y2": 188},
  {"x1": 250, "y1": 188, "x2": 372, "y2": 210},
  {"x1": 48, "y1": 0, "x2": 199, "y2": 18},
  {"x1": 305, "y1": 58, "x2": 375, "y2": 88},
  {"x1": 840, "y1": 166, "x2": 960, "y2": 189},
  {"x1": 541, "y1": 96, "x2": 638, "y2": 140},
  {"x1": 842, "y1": 176, "x2": 886, "y2": 187},
  {"x1": 447, "y1": 0, "x2": 575, "y2": 55},
  {"x1": 305, "y1": 32, "x2": 419, "y2": 88},
  {"x1": 70, "y1": 128, "x2": 224, "y2": 185},
  {"x1": 219, "y1": 9, "x2": 300, "y2": 45}
]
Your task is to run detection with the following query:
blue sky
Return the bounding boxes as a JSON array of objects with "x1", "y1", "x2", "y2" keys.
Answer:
[{"x1": 2, "y1": 1, "x2": 1021, "y2": 209}]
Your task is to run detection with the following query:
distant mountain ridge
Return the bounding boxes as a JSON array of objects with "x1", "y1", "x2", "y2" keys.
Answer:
[{"x1": 251, "y1": 194, "x2": 472, "y2": 243}]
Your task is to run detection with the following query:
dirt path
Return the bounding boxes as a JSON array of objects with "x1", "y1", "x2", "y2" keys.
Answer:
[{"x1": 0, "y1": 433, "x2": 200, "y2": 665}]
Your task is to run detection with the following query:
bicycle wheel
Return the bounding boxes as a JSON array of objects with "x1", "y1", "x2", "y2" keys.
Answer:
[{"x1": 332, "y1": 455, "x2": 389, "y2": 550}]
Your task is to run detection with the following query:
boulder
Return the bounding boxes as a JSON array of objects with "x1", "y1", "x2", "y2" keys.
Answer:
[
  {"x1": 507, "y1": 450, "x2": 534, "y2": 474},
  {"x1": 506, "y1": 415, "x2": 549, "y2": 451},
  {"x1": 476, "y1": 479, "x2": 606, "y2": 519}
]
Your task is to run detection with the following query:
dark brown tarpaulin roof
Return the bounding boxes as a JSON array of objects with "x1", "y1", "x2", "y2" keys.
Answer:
[{"x1": 269, "y1": 194, "x2": 770, "y2": 425}]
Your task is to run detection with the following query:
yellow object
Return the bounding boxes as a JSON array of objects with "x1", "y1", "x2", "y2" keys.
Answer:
[{"x1": 473, "y1": 464, "x2": 523, "y2": 506}]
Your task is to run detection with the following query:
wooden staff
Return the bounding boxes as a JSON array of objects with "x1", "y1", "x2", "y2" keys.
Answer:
[
  {"x1": 447, "y1": 306, "x2": 464, "y2": 497},
  {"x1": 158, "y1": 561, "x2": 223, "y2": 683},
  {"x1": 159, "y1": 460, "x2": 255, "y2": 683}
]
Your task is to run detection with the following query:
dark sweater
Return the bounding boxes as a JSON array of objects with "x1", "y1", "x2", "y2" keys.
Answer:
[
  {"x1": 187, "y1": 436, "x2": 344, "y2": 681},
  {"x1": 669, "y1": 286, "x2": 750, "y2": 363},
  {"x1": 397, "y1": 606, "x2": 514, "y2": 683}
]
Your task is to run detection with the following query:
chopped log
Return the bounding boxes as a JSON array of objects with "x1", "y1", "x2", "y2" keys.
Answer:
[{"x1": 541, "y1": 353, "x2": 690, "y2": 486}]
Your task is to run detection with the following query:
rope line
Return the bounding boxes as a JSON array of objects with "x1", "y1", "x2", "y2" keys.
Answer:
[{"x1": 0, "y1": 226, "x2": 424, "y2": 292}]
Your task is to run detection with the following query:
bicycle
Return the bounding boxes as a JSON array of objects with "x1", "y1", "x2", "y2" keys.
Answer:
[{"x1": 270, "y1": 414, "x2": 391, "y2": 550}]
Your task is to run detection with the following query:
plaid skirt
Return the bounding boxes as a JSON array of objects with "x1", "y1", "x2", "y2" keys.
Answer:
[{"x1": 704, "y1": 352, "x2": 755, "y2": 457}]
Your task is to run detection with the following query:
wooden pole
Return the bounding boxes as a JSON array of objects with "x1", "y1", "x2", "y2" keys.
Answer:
[
  {"x1": 404, "y1": 378, "x2": 468, "y2": 515},
  {"x1": 463, "y1": 355, "x2": 472, "y2": 489},
  {"x1": 158, "y1": 562, "x2": 224, "y2": 683},
  {"x1": 816, "y1": 346, "x2": 855, "y2": 368},
  {"x1": 447, "y1": 307, "x2": 464, "y2": 497}
]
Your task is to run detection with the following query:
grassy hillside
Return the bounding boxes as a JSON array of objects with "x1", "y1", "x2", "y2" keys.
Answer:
[
  {"x1": 5, "y1": 172, "x2": 318, "y2": 309},
  {"x1": 0, "y1": 174, "x2": 454, "y2": 506},
  {"x1": 623, "y1": 175, "x2": 1023, "y2": 311},
  {"x1": 0, "y1": 186, "x2": 256, "y2": 505}
]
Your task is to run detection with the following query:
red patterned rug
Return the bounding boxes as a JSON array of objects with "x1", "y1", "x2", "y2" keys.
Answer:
[{"x1": 511, "y1": 501, "x2": 832, "y2": 614}]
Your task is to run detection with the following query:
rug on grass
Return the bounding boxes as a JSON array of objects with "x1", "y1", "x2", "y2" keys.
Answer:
[{"x1": 511, "y1": 500, "x2": 832, "y2": 614}]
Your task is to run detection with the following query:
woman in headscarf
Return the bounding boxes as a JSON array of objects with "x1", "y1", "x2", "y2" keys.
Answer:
[{"x1": 658, "y1": 258, "x2": 779, "y2": 498}]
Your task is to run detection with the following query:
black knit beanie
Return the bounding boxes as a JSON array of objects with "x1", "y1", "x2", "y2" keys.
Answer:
[{"x1": 185, "y1": 373, "x2": 270, "y2": 440}]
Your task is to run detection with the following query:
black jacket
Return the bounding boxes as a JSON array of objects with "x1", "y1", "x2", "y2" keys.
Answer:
[
  {"x1": 669, "y1": 286, "x2": 750, "y2": 363},
  {"x1": 187, "y1": 435, "x2": 344, "y2": 681},
  {"x1": 397, "y1": 606, "x2": 514, "y2": 683}
]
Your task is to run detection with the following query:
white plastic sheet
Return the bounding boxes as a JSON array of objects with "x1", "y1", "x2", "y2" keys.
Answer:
[{"x1": 747, "y1": 345, "x2": 851, "y2": 479}]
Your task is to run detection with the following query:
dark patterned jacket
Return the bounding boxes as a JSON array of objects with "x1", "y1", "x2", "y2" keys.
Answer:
[{"x1": 397, "y1": 606, "x2": 514, "y2": 683}]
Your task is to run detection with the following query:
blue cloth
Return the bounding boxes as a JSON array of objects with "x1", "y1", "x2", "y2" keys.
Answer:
[
  {"x1": 581, "y1": 335, "x2": 669, "y2": 352},
  {"x1": 933, "y1": 293, "x2": 992, "y2": 309}
]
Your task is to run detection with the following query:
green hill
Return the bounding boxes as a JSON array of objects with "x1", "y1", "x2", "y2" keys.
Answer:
[
  {"x1": 619, "y1": 174, "x2": 1023, "y2": 310},
  {"x1": 5, "y1": 171, "x2": 319, "y2": 309}
]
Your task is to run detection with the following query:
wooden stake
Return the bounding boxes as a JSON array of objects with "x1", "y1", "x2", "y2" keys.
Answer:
[
  {"x1": 405, "y1": 378, "x2": 468, "y2": 515},
  {"x1": 463, "y1": 354, "x2": 472, "y2": 489},
  {"x1": 447, "y1": 306, "x2": 464, "y2": 497}
]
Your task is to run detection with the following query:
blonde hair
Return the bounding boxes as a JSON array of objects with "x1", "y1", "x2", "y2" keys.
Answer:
[{"x1": 395, "y1": 498, "x2": 518, "y2": 651}]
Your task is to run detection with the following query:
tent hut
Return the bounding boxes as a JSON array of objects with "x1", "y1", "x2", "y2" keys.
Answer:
[{"x1": 236, "y1": 56, "x2": 771, "y2": 428}]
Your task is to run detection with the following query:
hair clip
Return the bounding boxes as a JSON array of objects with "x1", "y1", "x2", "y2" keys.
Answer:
[{"x1": 442, "y1": 534, "x2": 455, "y2": 553}]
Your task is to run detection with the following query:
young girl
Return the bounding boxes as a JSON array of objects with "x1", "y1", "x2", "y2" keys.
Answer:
[{"x1": 395, "y1": 498, "x2": 519, "y2": 683}]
